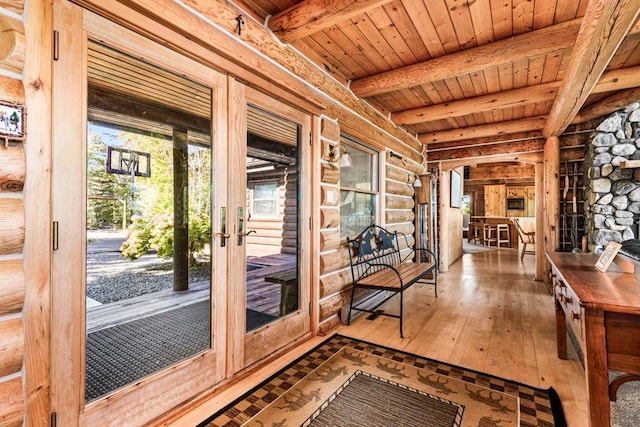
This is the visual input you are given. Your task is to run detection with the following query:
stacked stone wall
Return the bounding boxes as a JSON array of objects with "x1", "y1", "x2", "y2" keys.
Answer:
[{"x1": 584, "y1": 102, "x2": 640, "y2": 251}]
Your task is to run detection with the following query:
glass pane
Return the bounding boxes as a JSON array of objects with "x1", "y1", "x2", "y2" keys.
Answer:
[
  {"x1": 245, "y1": 105, "x2": 299, "y2": 332},
  {"x1": 340, "y1": 144, "x2": 377, "y2": 191},
  {"x1": 252, "y1": 182, "x2": 278, "y2": 218},
  {"x1": 85, "y1": 41, "x2": 212, "y2": 401},
  {"x1": 340, "y1": 191, "x2": 375, "y2": 237}
]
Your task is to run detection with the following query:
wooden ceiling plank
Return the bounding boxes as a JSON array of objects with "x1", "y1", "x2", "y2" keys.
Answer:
[
  {"x1": 468, "y1": 0, "x2": 495, "y2": 45},
  {"x1": 391, "y1": 64, "x2": 640, "y2": 125},
  {"x1": 604, "y1": 36, "x2": 640, "y2": 68},
  {"x1": 268, "y1": 0, "x2": 396, "y2": 43},
  {"x1": 512, "y1": 0, "x2": 535, "y2": 35},
  {"x1": 444, "y1": 0, "x2": 478, "y2": 50},
  {"x1": 303, "y1": 32, "x2": 366, "y2": 81},
  {"x1": 350, "y1": 18, "x2": 582, "y2": 97},
  {"x1": 554, "y1": 0, "x2": 585, "y2": 23},
  {"x1": 323, "y1": 25, "x2": 382, "y2": 76},
  {"x1": 424, "y1": 1, "x2": 462, "y2": 53},
  {"x1": 382, "y1": 2, "x2": 430, "y2": 61},
  {"x1": 365, "y1": 6, "x2": 417, "y2": 66},
  {"x1": 290, "y1": 38, "x2": 349, "y2": 84},
  {"x1": 419, "y1": 115, "x2": 548, "y2": 144},
  {"x1": 542, "y1": 0, "x2": 640, "y2": 137},
  {"x1": 532, "y1": 0, "x2": 559, "y2": 29},
  {"x1": 489, "y1": 0, "x2": 514, "y2": 40},
  {"x1": 402, "y1": 1, "x2": 445, "y2": 58},
  {"x1": 352, "y1": 12, "x2": 405, "y2": 70}
]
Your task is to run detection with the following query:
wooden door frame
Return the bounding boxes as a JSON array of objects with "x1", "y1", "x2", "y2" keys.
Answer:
[
  {"x1": 227, "y1": 85, "x2": 313, "y2": 374},
  {"x1": 51, "y1": 4, "x2": 228, "y2": 425}
]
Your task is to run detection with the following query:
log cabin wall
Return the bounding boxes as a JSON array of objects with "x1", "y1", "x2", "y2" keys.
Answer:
[
  {"x1": 317, "y1": 117, "x2": 425, "y2": 334},
  {"x1": 3, "y1": 0, "x2": 427, "y2": 423},
  {"x1": 0, "y1": 1, "x2": 28, "y2": 425},
  {"x1": 245, "y1": 167, "x2": 297, "y2": 257}
]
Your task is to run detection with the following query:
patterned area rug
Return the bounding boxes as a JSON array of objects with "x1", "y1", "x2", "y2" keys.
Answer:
[{"x1": 200, "y1": 334, "x2": 566, "y2": 427}]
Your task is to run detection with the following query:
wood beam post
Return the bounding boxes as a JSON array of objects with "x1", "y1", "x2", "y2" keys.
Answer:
[
  {"x1": 351, "y1": 19, "x2": 582, "y2": 97},
  {"x1": 392, "y1": 65, "x2": 640, "y2": 126},
  {"x1": 544, "y1": 136, "x2": 560, "y2": 253},
  {"x1": 268, "y1": 0, "x2": 394, "y2": 43},
  {"x1": 173, "y1": 128, "x2": 189, "y2": 291},
  {"x1": 543, "y1": 0, "x2": 640, "y2": 137},
  {"x1": 535, "y1": 161, "x2": 545, "y2": 280},
  {"x1": 419, "y1": 116, "x2": 547, "y2": 144}
]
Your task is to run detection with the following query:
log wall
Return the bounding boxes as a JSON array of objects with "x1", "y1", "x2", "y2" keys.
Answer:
[
  {"x1": 0, "y1": 2, "x2": 27, "y2": 425},
  {"x1": 317, "y1": 117, "x2": 425, "y2": 334}
]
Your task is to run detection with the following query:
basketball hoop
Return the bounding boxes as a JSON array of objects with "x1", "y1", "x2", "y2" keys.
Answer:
[{"x1": 106, "y1": 146, "x2": 151, "y2": 177}]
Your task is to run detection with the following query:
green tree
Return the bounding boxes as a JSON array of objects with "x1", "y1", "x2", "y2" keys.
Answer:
[{"x1": 118, "y1": 131, "x2": 211, "y2": 266}]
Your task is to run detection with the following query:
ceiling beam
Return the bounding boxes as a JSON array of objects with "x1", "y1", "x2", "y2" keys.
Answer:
[
  {"x1": 573, "y1": 87, "x2": 640, "y2": 123},
  {"x1": 542, "y1": 0, "x2": 640, "y2": 137},
  {"x1": 392, "y1": 65, "x2": 640, "y2": 125},
  {"x1": 268, "y1": 0, "x2": 395, "y2": 43},
  {"x1": 419, "y1": 116, "x2": 548, "y2": 144},
  {"x1": 350, "y1": 19, "x2": 583, "y2": 98}
]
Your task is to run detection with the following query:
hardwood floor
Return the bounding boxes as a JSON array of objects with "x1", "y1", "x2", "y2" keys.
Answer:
[{"x1": 165, "y1": 244, "x2": 588, "y2": 426}]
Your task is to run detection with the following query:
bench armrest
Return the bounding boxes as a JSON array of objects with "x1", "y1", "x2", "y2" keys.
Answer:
[{"x1": 395, "y1": 230, "x2": 439, "y2": 266}]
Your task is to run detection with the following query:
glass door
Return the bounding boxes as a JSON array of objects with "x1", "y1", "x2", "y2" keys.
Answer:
[
  {"x1": 84, "y1": 40, "x2": 214, "y2": 402},
  {"x1": 227, "y1": 87, "x2": 312, "y2": 372},
  {"x1": 51, "y1": 5, "x2": 227, "y2": 425}
]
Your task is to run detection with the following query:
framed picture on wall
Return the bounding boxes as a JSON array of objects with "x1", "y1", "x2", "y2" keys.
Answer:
[{"x1": 450, "y1": 170, "x2": 461, "y2": 208}]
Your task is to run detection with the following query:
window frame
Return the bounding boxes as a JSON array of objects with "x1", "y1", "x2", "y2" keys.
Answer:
[
  {"x1": 249, "y1": 179, "x2": 280, "y2": 219},
  {"x1": 339, "y1": 136, "x2": 380, "y2": 237}
]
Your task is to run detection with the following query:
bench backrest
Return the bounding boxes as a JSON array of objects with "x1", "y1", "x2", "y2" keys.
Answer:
[{"x1": 346, "y1": 225, "x2": 402, "y2": 282}]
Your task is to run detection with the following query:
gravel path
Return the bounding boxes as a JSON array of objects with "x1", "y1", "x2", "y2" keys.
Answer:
[{"x1": 86, "y1": 230, "x2": 209, "y2": 304}]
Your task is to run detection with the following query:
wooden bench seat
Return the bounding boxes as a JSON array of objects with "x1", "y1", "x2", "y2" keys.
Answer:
[
  {"x1": 346, "y1": 224, "x2": 437, "y2": 338},
  {"x1": 264, "y1": 269, "x2": 297, "y2": 316}
]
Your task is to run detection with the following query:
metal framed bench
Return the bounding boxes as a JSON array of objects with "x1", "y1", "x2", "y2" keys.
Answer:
[{"x1": 345, "y1": 224, "x2": 438, "y2": 338}]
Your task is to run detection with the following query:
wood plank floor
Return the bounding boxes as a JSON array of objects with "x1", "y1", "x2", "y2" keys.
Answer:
[{"x1": 165, "y1": 245, "x2": 589, "y2": 426}]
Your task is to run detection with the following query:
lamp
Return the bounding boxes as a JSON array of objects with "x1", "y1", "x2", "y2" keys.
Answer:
[
  {"x1": 339, "y1": 145, "x2": 353, "y2": 168},
  {"x1": 413, "y1": 175, "x2": 422, "y2": 187}
]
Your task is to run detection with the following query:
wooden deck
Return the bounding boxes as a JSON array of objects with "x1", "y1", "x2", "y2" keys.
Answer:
[{"x1": 87, "y1": 253, "x2": 296, "y2": 333}]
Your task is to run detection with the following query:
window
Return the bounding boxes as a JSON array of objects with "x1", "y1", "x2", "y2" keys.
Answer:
[
  {"x1": 251, "y1": 181, "x2": 279, "y2": 218},
  {"x1": 340, "y1": 137, "x2": 379, "y2": 237}
]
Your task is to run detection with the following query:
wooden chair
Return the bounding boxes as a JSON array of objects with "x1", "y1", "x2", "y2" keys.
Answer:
[{"x1": 513, "y1": 218, "x2": 535, "y2": 261}]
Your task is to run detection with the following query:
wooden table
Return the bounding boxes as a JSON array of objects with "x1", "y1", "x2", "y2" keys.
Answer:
[{"x1": 547, "y1": 252, "x2": 640, "y2": 426}]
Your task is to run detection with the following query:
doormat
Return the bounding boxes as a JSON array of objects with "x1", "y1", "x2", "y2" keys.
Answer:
[{"x1": 199, "y1": 334, "x2": 566, "y2": 426}]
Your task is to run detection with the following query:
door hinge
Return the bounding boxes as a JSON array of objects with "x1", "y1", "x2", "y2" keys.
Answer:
[
  {"x1": 309, "y1": 216, "x2": 312, "y2": 230},
  {"x1": 51, "y1": 412, "x2": 57, "y2": 427},
  {"x1": 309, "y1": 302, "x2": 312, "y2": 314},
  {"x1": 309, "y1": 132, "x2": 313, "y2": 146},
  {"x1": 53, "y1": 31, "x2": 59, "y2": 61},
  {"x1": 52, "y1": 221, "x2": 59, "y2": 250}
]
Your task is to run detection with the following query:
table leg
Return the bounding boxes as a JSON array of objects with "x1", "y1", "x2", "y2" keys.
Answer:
[
  {"x1": 555, "y1": 298, "x2": 567, "y2": 359},
  {"x1": 584, "y1": 308, "x2": 610, "y2": 427}
]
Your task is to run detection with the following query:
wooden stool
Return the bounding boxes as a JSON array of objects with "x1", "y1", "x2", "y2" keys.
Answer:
[
  {"x1": 483, "y1": 224, "x2": 497, "y2": 247},
  {"x1": 497, "y1": 223, "x2": 510, "y2": 248},
  {"x1": 468, "y1": 222, "x2": 481, "y2": 245}
]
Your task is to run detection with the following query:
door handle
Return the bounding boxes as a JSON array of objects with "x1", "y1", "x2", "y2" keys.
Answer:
[
  {"x1": 216, "y1": 207, "x2": 230, "y2": 247},
  {"x1": 237, "y1": 207, "x2": 245, "y2": 245}
]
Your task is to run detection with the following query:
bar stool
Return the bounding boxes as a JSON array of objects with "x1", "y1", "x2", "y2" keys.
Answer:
[
  {"x1": 483, "y1": 224, "x2": 497, "y2": 247},
  {"x1": 468, "y1": 222, "x2": 481, "y2": 245},
  {"x1": 496, "y1": 223, "x2": 510, "y2": 248}
]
